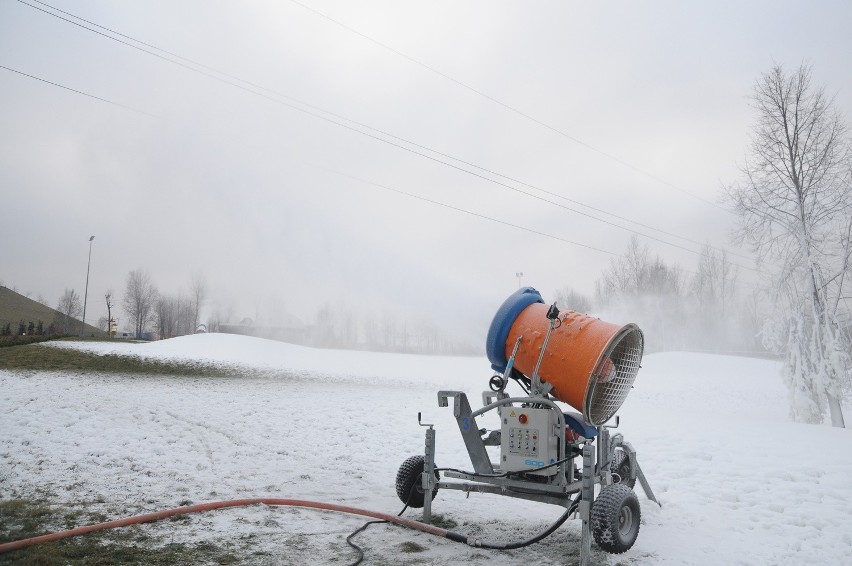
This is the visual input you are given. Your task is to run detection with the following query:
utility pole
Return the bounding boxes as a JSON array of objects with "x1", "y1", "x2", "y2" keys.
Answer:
[
  {"x1": 515, "y1": 272, "x2": 524, "y2": 289},
  {"x1": 81, "y1": 235, "x2": 94, "y2": 336}
]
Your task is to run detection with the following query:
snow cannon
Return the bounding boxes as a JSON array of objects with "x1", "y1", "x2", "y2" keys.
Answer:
[
  {"x1": 486, "y1": 287, "x2": 644, "y2": 425},
  {"x1": 398, "y1": 285, "x2": 659, "y2": 564}
]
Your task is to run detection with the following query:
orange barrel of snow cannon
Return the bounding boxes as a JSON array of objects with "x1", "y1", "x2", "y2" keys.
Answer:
[{"x1": 486, "y1": 288, "x2": 644, "y2": 425}]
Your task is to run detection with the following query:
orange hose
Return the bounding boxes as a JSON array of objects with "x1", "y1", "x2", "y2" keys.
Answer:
[{"x1": 0, "y1": 498, "x2": 453, "y2": 554}]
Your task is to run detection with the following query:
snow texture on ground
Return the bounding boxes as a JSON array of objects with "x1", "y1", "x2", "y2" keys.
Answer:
[{"x1": 3, "y1": 334, "x2": 852, "y2": 565}]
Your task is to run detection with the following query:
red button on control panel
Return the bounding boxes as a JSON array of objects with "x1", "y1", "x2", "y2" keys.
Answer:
[{"x1": 518, "y1": 413, "x2": 528, "y2": 424}]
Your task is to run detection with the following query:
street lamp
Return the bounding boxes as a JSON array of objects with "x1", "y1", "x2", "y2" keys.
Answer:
[
  {"x1": 81, "y1": 235, "x2": 94, "y2": 336},
  {"x1": 515, "y1": 271, "x2": 524, "y2": 289}
]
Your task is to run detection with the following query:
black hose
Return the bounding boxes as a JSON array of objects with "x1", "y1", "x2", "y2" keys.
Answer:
[
  {"x1": 345, "y1": 483, "x2": 415, "y2": 565},
  {"x1": 346, "y1": 519, "x2": 386, "y2": 566},
  {"x1": 468, "y1": 495, "x2": 579, "y2": 550},
  {"x1": 348, "y1": 481, "x2": 577, "y2": 562}
]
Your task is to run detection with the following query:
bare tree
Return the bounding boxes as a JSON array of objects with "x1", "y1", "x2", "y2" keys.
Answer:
[
  {"x1": 177, "y1": 294, "x2": 194, "y2": 336},
  {"x1": 190, "y1": 273, "x2": 207, "y2": 331},
  {"x1": 363, "y1": 312, "x2": 378, "y2": 349},
  {"x1": 123, "y1": 269, "x2": 158, "y2": 339},
  {"x1": 314, "y1": 303, "x2": 336, "y2": 347},
  {"x1": 691, "y1": 244, "x2": 739, "y2": 346},
  {"x1": 104, "y1": 290, "x2": 114, "y2": 338},
  {"x1": 153, "y1": 291, "x2": 197, "y2": 339},
  {"x1": 725, "y1": 63, "x2": 852, "y2": 427},
  {"x1": 56, "y1": 288, "x2": 82, "y2": 333},
  {"x1": 594, "y1": 236, "x2": 686, "y2": 351},
  {"x1": 206, "y1": 310, "x2": 221, "y2": 333},
  {"x1": 155, "y1": 295, "x2": 176, "y2": 339}
]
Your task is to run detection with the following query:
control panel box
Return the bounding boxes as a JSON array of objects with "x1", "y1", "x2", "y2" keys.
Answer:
[{"x1": 499, "y1": 406, "x2": 559, "y2": 476}]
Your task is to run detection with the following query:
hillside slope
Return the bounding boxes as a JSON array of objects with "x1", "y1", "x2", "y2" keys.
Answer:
[{"x1": 0, "y1": 286, "x2": 100, "y2": 335}]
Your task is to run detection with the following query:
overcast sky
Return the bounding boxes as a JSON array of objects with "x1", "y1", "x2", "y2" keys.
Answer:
[{"x1": 2, "y1": 0, "x2": 851, "y2": 341}]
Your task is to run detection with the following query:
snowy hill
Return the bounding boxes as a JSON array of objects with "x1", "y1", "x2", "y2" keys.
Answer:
[{"x1": 2, "y1": 334, "x2": 851, "y2": 565}]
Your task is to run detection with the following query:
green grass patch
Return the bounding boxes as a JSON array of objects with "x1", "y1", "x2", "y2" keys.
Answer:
[
  {"x1": 0, "y1": 335, "x2": 68, "y2": 348},
  {"x1": 0, "y1": 499, "x2": 235, "y2": 565},
  {"x1": 428, "y1": 514, "x2": 458, "y2": 530},
  {"x1": 0, "y1": 343, "x2": 234, "y2": 376},
  {"x1": 398, "y1": 541, "x2": 427, "y2": 553}
]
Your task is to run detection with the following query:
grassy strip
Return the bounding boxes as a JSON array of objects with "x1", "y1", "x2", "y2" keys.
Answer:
[
  {"x1": 0, "y1": 499, "x2": 237, "y2": 565},
  {"x1": 0, "y1": 335, "x2": 70, "y2": 349},
  {"x1": 0, "y1": 343, "x2": 234, "y2": 376}
]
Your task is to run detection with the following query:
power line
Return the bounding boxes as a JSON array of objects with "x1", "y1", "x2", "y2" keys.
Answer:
[
  {"x1": 317, "y1": 165, "x2": 619, "y2": 256},
  {"x1": 287, "y1": 0, "x2": 728, "y2": 212},
  {"x1": 314, "y1": 164, "x2": 759, "y2": 288},
  {"x1": 17, "y1": 0, "x2": 756, "y2": 273},
  {"x1": 0, "y1": 64, "x2": 155, "y2": 116}
]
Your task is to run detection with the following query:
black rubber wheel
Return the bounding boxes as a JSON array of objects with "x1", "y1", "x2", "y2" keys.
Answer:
[
  {"x1": 395, "y1": 455, "x2": 439, "y2": 508},
  {"x1": 591, "y1": 483, "x2": 641, "y2": 554},
  {"x1": 611, "y1": 449, "x2": 636, "y2": 489}
]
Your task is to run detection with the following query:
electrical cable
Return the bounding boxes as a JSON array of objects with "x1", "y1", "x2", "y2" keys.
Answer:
[
  {"x1": 3, "y1": 51, "x2": 749, "y2": 285},
  {"x1": 0, "y1": 56, "x2": 759, "y2": 284},
  {"x1": 308, "y1": 164, "x2": 763, "y2": 287},
  {"x1": 286, "y1": 0, "x2": 727, "y2": 212},
  {"x1": 345, "y1": 479, "x2": 414, "y2": 565},
  {"x1": 317, "y1": 166, "x2": 618, "y2": 256},
  {"x1": 470, "y1": 495, "x2": 579, "y2": 550},
  {"x1": 345, "y1": 520, "x2": 387, "y2": 566},
  {"x1": 15, "y1": 0, "x2": 768, "y2": 289},
  {"x1": 0, "y1": 64, "x2": 155, "y2": 117},
  {"x1": 16, "y1": 0, "x2": 756, "y2": 271}
]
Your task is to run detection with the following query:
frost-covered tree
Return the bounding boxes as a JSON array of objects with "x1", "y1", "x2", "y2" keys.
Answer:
[{"x1": 725, "y1": 63, "x2": 852, "y2": 427}]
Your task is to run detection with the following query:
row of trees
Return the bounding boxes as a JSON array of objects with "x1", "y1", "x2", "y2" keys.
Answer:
[
  {"x1": 118, "y1": 269, "x2": 207, "y2": 339},
  {"x1": 201, "y1": 301, "x2": 478, "y2": 355},
  {"x1": 1, "y1": 320, "x2": 51, "y2": 336},
  {"x1": 310, "y1": 304, "x2": 477, "y2": 355},
  {"x1": 554, "y1": 237, "x2": 758, "y2": 355}
]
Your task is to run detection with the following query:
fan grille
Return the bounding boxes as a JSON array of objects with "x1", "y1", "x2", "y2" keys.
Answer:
[{"x1": 584, "y1": 326, "x2": 644, "y2": 425}]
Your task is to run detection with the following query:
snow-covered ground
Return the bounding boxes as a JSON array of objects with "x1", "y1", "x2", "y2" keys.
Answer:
[{"x1": 2, "y1": 334, "x2": 852, "y2": 565}]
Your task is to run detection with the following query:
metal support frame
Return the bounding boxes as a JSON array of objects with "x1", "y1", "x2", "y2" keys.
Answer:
[
  {"x1": 610, "y1": 436, "x2": 661, "y2": 507},
  {"x1": 597, "y1": 426, "x2": 611, "y2": 485},
  {"x1": 579, "y1": 444, "x2": 595, "y2": 566},
  {"x1": 423, "y1": 424, "x2": 436, "y2": 523},
  {"x1": 437, "y1": 391, "x2": 494, "y2": 475},
  {"x1": 423, "y1": 389, "x2": 658, "y2": 562}
]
